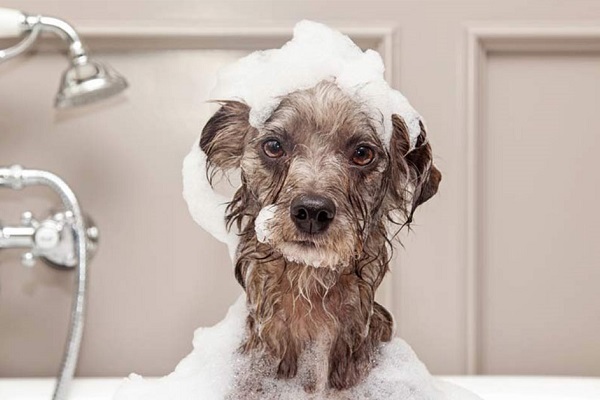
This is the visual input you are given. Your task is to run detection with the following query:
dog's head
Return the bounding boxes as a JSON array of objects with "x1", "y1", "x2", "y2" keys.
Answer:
[{"x1": 200, "y1": 81, "x2": 441, "y2": 269}]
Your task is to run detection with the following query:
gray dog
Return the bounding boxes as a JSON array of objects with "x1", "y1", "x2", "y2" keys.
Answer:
[{"x1": 199, "y1": 80, "x2": 441, "y2": 394}]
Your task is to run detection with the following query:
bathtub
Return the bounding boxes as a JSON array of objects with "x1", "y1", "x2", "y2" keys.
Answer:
[{"x1": 1, "y1": 376, "x2": 599, "y2": 399}]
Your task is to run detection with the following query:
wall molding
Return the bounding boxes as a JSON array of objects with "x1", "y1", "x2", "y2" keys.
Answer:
[
  {"x1": 1, "y1": 23, "x2": 396, "y2": 71},
  {"x1": 464, "y1": 24, "x2": 600, "y2": 374}
]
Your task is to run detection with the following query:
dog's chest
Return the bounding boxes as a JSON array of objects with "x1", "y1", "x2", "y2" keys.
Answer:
[{"x1": 255, "y1": 262, "x2": 357, "y2": 337}]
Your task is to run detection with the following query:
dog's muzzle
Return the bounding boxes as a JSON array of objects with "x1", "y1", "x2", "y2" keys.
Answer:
[{"x1": 290, "y1": 194, "x2": 336, "y2": 234}]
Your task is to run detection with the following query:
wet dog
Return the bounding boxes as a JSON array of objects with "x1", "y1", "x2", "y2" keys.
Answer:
[{"x1": 199, "y1": 81, "x2": 441, "y2": 393}]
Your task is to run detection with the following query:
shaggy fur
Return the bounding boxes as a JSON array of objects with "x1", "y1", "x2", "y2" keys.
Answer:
[{"x1": 199, "y1": 81, "x2": 441, "y2": 393}]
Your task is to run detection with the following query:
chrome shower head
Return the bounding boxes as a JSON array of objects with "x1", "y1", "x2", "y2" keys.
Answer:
[
  {"x1": 0, "y1": 8, "x2": 129, "y2": 108},
  {"x1": 55, "y1": 58, "x2": 128, "y2": 108}
]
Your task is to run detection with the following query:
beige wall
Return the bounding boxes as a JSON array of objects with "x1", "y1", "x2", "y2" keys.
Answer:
[{"x1": 1, "y1": 0, "x2": 599, "y2": 378}]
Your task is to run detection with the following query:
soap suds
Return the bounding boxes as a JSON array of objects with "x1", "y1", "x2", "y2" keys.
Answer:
[
  {"x1": 114, "y1": 296, "x2": 246, "y2": 400},
  {"x1": 211, "y1": 20, "x2": 422, "y2": 149},
  {"x1": 114, "y1": 295, "x2": 480, "y2": 400},
  {"x1": 254, "y1": 205, "x2": 278, "y2": 243},
  {"x1": 182, "y1": 144, "x2": 239, "y2": 260}
]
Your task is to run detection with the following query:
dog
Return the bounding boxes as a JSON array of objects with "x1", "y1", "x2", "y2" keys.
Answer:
[{"x1": 199, "y1": 80, "x2": 441, "y2": 394}]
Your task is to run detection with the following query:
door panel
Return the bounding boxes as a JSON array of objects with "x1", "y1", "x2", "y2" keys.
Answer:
[{"x1": 481, "y1": 52, "x2": 600, "y2": 375}]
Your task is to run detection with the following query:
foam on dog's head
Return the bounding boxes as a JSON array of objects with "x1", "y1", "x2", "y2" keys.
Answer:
[{"x1": 211, "y1": 20, "x2": 422, "y2": 149}]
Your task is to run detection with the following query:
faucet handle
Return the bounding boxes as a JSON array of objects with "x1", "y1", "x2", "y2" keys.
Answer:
[{"x1": 34, "y1": 220, "x2": 62, "y2": 250}]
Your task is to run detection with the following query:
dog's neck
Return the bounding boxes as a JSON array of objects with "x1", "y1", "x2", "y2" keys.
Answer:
[
  {"x1": 233, "y1": 221, "x2": 394, "y2": 391},
  {"x1": 235, "y1": 226, "x2": 390, "y2": 336}
]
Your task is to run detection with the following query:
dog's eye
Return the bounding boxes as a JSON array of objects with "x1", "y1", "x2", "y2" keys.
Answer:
[
  {"x1": 263, "y1": 139, "x2": 285, "y2": 158},
  {"x1": 351, "y1": 146, "x2": 375, "y2": 166}
]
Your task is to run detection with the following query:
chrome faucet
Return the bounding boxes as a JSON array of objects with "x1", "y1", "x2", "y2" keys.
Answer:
[{"x1": 0, "y1": 165, "x2": 97, "y2": 400}]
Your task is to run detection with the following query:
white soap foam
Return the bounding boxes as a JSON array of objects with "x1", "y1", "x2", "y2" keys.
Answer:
[
  {"x1": 254, "y1": 204, "x2": 278, "y2": 243},
  {"x1": 211, "y1": 20, "x2": 422, "y2": 149},
  {"x1": 114, "y1": 296, "x2": 246, "y2": 400},
  {"x1": 182, "y1": 144, "x2": 239, "y2": 260},
  {"x1": 114, "y1": 295, "x2": 481, "y2": 400}
]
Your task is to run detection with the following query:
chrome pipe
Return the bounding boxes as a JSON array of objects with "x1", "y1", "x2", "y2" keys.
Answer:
[
  {"x1": 0, "y1": 11, "x2": 86, "y2": 63},
  {"x1": 31, "y1": 15, "x2": 87, "y2": 61}
]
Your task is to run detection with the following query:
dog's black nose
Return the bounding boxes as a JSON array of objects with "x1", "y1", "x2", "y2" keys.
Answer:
[{"x1": 290, "y1": 194, "x2": 336, "y2": 234}]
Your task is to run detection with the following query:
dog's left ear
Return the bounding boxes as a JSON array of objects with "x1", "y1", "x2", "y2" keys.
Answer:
[
  {"x1": 200, "y1": 101, "x2": 256, "y2": 175},
  {"x1": 388, "y1": 114, "x2": 442, "y2": 222}
]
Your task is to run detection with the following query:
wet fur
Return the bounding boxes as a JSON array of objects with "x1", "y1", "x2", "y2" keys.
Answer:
[{"x1": 200, "y1": 81, "x2": 441, "y2": 393}]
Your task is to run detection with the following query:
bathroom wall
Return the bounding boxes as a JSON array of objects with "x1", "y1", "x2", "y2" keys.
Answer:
[{"x1": 1, "y1": 0, "x2": 599, "y2": 378}]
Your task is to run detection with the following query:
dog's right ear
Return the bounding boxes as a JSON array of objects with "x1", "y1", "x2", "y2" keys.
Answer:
[{"x1": 200, "y1": 101, "x2": 255, "y2": 175}]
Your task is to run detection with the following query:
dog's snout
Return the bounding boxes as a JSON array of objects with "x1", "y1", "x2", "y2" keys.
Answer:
[{"x1": 290, "y1": 194, "x2": 336, "y2": 234}]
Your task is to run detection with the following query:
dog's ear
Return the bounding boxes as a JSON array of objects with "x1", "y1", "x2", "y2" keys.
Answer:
[
  {"x1": 200, "y1": 101, "x2": 255, "y2": 174},
  {"x1": 388, "y1": 114, "x2": 442, "y2": 223}
]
